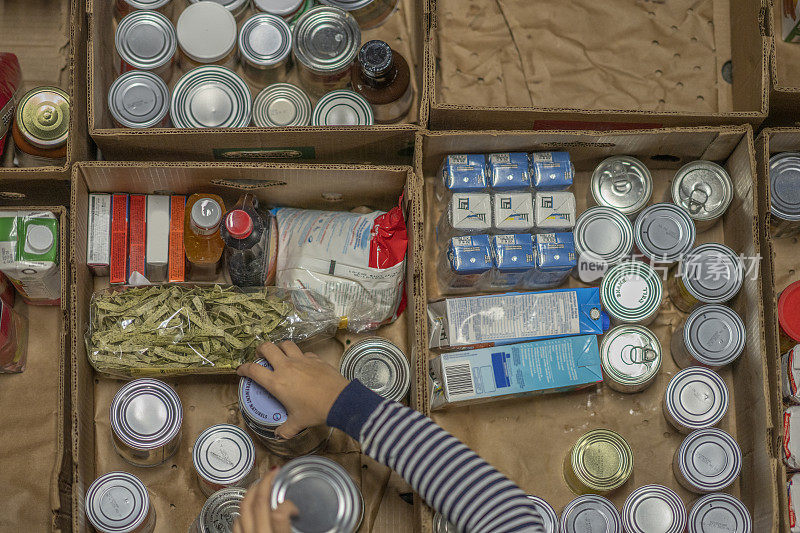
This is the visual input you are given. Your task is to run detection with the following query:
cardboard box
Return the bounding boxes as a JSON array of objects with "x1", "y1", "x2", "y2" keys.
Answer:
[
  {"x1": 426, "y1": 0, "x2": 769, "y2": 130},
  {"x1": 766, "y1": 0, "x2": 800, "y2": 122},
  {"x1": 414, "y1": 126, "x2": 778, "y2": 531},
  {"x1": 87, "y1": 0, "x2": 427, "y2": 165},
  {"x1": 70, "y1": 162, "x2": 423, "y2": 532}
]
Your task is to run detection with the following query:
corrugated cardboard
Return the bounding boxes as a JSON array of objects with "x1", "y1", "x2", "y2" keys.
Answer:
[
  {"x1": 412, "y1": 126, "x2": 778, "y2": 532},
  {"x1": 87, "y1": 0, "x2": 428, "y2": 165},
  {"x1": 426, "y1": 0, "x2": 769, "y2": 130},
  {"x1": 70, "y1": 162, "x2": 424, "y2": 532},
  {"x1": 765, "y1": 1, "x2": 800, "y2": 123}
]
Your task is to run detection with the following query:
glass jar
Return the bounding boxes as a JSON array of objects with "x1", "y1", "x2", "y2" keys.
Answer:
[
  {"x1": 351, "y1": 40, "x2": 413, "y2": 123},
  {"x1": 11, "y1": 86, "x2": 69, "y2": 167},
  {"x1": 177, "y1": 2, "x2": 239, "y2": 71}
]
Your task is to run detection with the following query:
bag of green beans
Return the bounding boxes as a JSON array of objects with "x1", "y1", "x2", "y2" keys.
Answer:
[{"x1": 86, "y1": 284, "x2": 339, "y2": 378}]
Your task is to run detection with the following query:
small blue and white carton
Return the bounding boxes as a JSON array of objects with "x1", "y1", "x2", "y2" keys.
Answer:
[
  {"x1": 492, "y1": 192, "x2": 534, "y2": 233},
  {"x1": 488, "y1": 234, "x2": 536, "y2": 289},
  {"x1": 525, "y1": 232, "x2": 577, "y2": 289},
  {"x1": 439, "y1": 234, "x2": 493, "y2": 292},
  {"x1": 440, "y1": 154, "x2": 488, "y2": 193},
  {"x1": 534, "y1": 191, "x2": 576, "y2": 232},
  {"x1": 488, "y1": 153, "x2": 531, "y2": 190},
  {"x1": 442, "y1": 192, "x2": 492, "y2": 234},
  {"x1": 531, "y1": 151, "x2": 574, "y2": 190}
]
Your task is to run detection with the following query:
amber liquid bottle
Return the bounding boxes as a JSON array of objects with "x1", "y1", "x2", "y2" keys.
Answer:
[
  {"x1": 184, "y1": 193, "x2": 226, "y2": 281},
  {"x1": 351, "y1": 40, "x2": 413, "y2": 124}
]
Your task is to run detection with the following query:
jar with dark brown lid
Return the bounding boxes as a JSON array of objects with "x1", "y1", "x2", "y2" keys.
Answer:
[
  {"x1": 12, "y1": 86, "x2": 70, "y2": 167},
  {"x1": 351, "y1": 39, "x2": 413, "y2": 123}
]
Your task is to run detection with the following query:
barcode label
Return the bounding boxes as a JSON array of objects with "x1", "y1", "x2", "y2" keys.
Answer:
[
  {"x1": 449, "y1": 154, "x2": 468, "y2": 164},
  {"x1": 532, "y1": 152, "x2": 554, "y2": 163},
  {"x1": 489, "y1": 153, "x2": 511, "y2": 164},
  {"x1": 444, "y1": 362, "x2": 475, "y2": 400}
]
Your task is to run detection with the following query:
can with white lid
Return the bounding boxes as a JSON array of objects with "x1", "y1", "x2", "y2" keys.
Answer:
[
  {"x1": 561, "y1": 495, "x2": 622, "y2": 533},
  {"x1": 116, "y1": 0, "x2": 173, "y2": 21},
  {"x1": 340, "y1": 337, "x2": 410, "y2": 402},
  {"x1": 270, "y1": 456, "x2": 364, "y2": 533},
  {"x1": 190, "y1": 487, "x2": 246, "y2": 533},
  {"x1": 671, "y1": 161, "x2": 733, "y2": 233},
  {"x1": 177, "y1": 2, "x2": 239, "y2": 70},
  {"x1": 115, "y1": 11, "x2": 177, "y2": 82},
  {"x1": 312, "y1": 89, "x2": 374, "y2": 126},
  {"x1": 622, "y1": 484, "x2": 687, "y2": 533},
  {"x1": 434, "y1": 495, "x2": 559, "y2": 533},
  {"x1": 187, "y1": 0, "x2": 251, "y2": 21},
  {"x1": 319, "y1": 0, "x2": 399, "y2": 29},
  {"x1": 668, "y1": 243, "x2": 743, "y2": 313},
  {"x1": 769, "y1": 152, "x2": 800, "y2": 238},
  {"x1": 600, "y1": 260, "x2": 663, "y2": 326},
  {"x1": 171, "y1": 66, "x2": 252, "y2": 128},
  {"x1": 253, "y1": 83, "x2": 312, "y2": 127},
  {"x1": 671, "y1": 304, "x2": 746, "y2": 370},
  {"x1": 193, "y1": 424, "x2": 257, "y2": 497},
  {"x1": 108, "y1": 71, "x2": 171, "y2": 129},
  {"x1": 600, "y1": 325, "x2": 662, "y2": 393},
  {"x1": 590, "y1": 156, "x2": 653, "y2": 217},
  {"x1": 634, "y1": 202, "x2": 696, "y2": 265},
  {"x1": 292, "y1": 6, "x2": 361, "y2": 96},
  {"x1": 86, "y1": 472, "x2": 156, "y2": 533},
  {"x1": 238, "y1": 14, "x2": 292, "y2": 87},
  {"x1": 573, "y1": 206, "x2": 634, "y2": 284},
  {"x1": 783, "y1": 345, "x2": 800, "y2": 403},
  {"x1": 673, "y1": 428, "x2": 742, "y2": 494},
  {"x1": 663, "y1": 366, "x2": 729, "y2": 434},
  {"x1": 688, "y1": 493, "x2": 751, "y2": 533}
]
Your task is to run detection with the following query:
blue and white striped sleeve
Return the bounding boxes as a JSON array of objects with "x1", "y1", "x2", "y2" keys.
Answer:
[{"x1": 326, "y1": 380, "x2": 545, "y2": 533}]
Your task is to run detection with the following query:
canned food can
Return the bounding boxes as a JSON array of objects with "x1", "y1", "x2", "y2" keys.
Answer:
[
  {"x1": 671, "y1": 161, "x2": 733, "y2": 233},
  {"x1": 673, "y1": 428, "x2": 741, "y2": 494},
  {"x1": 108, "y1": 71, "x2": 171, "y2": 129},
  {"x1": 239, "y1": 358, "x2": 329, "y2": 457},
  {"x1": 110, "y1": 378, "x2": 183, "y2": 467},
  {"x1": 312, "y1": 89, "x2": 374, "y2": 126},
  {"x1": 238, "y1": 14, "x2": 292, "y2": 87},
  {"x1": 193, "y1": 424, "x2": 257, "y2": 498},
  {"x1": 188, "y1": 0, "x2": 251, "y2": 21},
  {"x1": 600, "y1": 324, "x2": 662, "y2": 393},
  {"x1": 633, "y1": 203, "x2": 696, "y2": 264},
  {"x1": 769, "y1": 152, "x2": 800, "y2": 238},
  {"x1": 270, "y1": 456, "x2": 363, "y2": 532},
  {"x1": 292, "y1": 6, "x2": 361, "y2": 97},
  {"x1": 190, "y1": 487, "x2": 246, "y2": 533},
  {"x1": 433, "y1": 495, "x2": 559, "y2": 533},
  {"x1": 780, "y1": 281, "x2": 800, "y2": 355},
  {"x1": 253, "y1": 83, "x2": 312, "y2": 127},
  {"x1": 340, "y1": 337, "x2": 410, "y2": 402},
  {"x1": 254, "y1": 0, "x2": 305, "y2": 19},
  {"x1": 86, "y1": 472, "x2": 156, "y2": 533},
  {"x1": 600, "y1": 261, "x2": 663, "y2": 326},
  {"x1": 115, "y1": 11, "x2": 177, "y2": 82},
  {"x1": 668, "y1": 243, "x2": 743, "y2": 313},
  {"x1": 564, "y1": 429, "x2": 633, "y2": 495},
  {"x1": 573, "y1": 206, "x2": 634, "y2": 284},
  {"x1": 177, "y1": 3, "x2": 239, "y2": 70},
  {"x1": 116, "y1": 0, "x2": 173, "y2": 20},
  {"x1": 687, "y1": 492, "x2": 751, "y2": 533},
  {"x1": 783, "y1": 345, "x2": 800, "y2": 403},
  {"x1": 622, "y1": 485, "x2": 687, "y2": 533},
  {"x1": 663, "y1": 366, "x2": 729, "y2": 434},
  {"x1": 13, "y1": 86, "x2": 70, "y2": 166},
  {"x1": 561, "y1": 495, "x2": 622, "y2": 533},
  {"x1": 171, "y1": 66, "x2": 252, "y2": 128},
  {"x1": 590, "y1": 156, "x2": 653, "y2": 217},
  {"x1": 670, "y1": 304, "x2": 746, "y2": 369},
  {"x1": 319, "y1": 0, "x2": 399, "y2": 29}
]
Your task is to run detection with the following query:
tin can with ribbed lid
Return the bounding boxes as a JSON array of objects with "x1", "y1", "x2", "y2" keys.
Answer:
[
  {"x1": 177, "y1": 3, "x2": 239, "y2": 70},
  {"x1": 673, "y1": 428, "x2": 741, "y2": 494},
  {"x1": 573, "y1": 206, "x2": 634, "y2": 284},
  {"x1": 434, "y1": 495, "x2": 559, "y2": 533},
  {"x1": 193, "y1": 424, "x2": 257, "y2": 498},
  {"x1": 171, "y1": 66, "x2": 252, "y2": 128},
  {"x1": 108, "y1": 71, "x2": 171, "y2": 129},
  {"x1": 600, "y1": 260, "x2": 663, "y2": 326},
  {"x1": 671, "y1": 304, "x2": 746, "y2": 370},
  {"x1": 187, "y1": 0, "x2": 251, "y2": 22},
  {"x1": 670, "y1": 161, "x2": 733, "y2": 233},
  {"x1": 633, "y1": 203, "x2": 696, "y2": 265},
  {"x1": 115, "y1": 0, "x2": 173, "y2": 21},
  {"x1": 319, "y1": 0, "x2": 399, "y2": 29},
  {"x1": 252, "y1": 83, "x2": 312, "y2": 127},
  {"x1": 86, "y1": 471, "x2": 156, "y2": 533},
  {"x1": 340, "y1": 337, "x2": 410, "y2": 402},
  {"x1": 564, "y1": 429, "x2": 633, "y2": 495},
  {"x1": 561, "y1": 495, "x2": 622, "y2": 533},
  {"x1": 254, "y1": 0, "x2": 305, "y2": 19},
  {"x1": 663, "y1": 366, "x2": 729, "y2": 434},
  {"x1": 667, "y1": 243, "x2": 743, "y2": 313},
  {"x1": 115, "y1": 11, "x2": 177, "y2": 82},
  {"x1": 769, "y1": 152, "x2": 800, "y2": 238},
  {"x1": 590, "y1": 156, "x2": 653, "y2": 218},
  {"x1": 238, "y1": 14, "x2": 292, "y2": 87},
  {"x1": 12, "y1": 86, "x2": 70, "y2": 166},
  {"x1": 622, "y1": 485, "x2": 686, "y2": 533},
  {"x1": 312, "y1": 89, "x2": 374, "y2": 126},
  {"x1": 600, "y1": 324, "x2": 662, "y2": 393},
  {"x1": 189, "y1": 487, "x2": 246, "y2": 533},
  {"x1": 688, "y1": 493, "x2": 751, "y2": 533}
]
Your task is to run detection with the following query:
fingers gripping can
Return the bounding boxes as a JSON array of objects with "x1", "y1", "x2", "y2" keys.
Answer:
[{"x1": 190, "y1": 487, "x2": 246, "y2": 533}]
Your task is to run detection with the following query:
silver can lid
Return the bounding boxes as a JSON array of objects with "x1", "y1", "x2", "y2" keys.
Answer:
[
  {"x1": 171, "y1": 66, "x2": 252, "y2": 128},
  {"x1": 600, "y1": 325, "x2": 662, "y2": 387},
  {"x1": 116, "y1": 10, "x2": 176, "y2": 71},
  {"x1": 239, "y1": 14, "x2": 292, "y2": 68},
  {"x1": 312, "y1": 89, "x2": 374, "y2": 126},
  {"x1": 679, "y1": 243, "x2": 743, "y2": 304},
  {"x1": 561, "y1": 495, "x2": 623, "y2": 533},
  {"x1": 238, "y1": 358, "x2": 287, "y2": 430},
  {"x1": 177, "y1": 2, "x2": 237, "y2": 63},
  {"x1": 198, "y1": 487, "x2": 246, "y2": 533},
  {"x1": 591, "y1": 156, "x2": 653, "y2": 215},
  {"x1": 110, "y1": 378, "x2": 183, "y2": 450},
  {"x1": 319, "y1": 0, "x2": 377, "y2": 9},
  {"x1": 188, "y1": 0, "x2": 250, "y2": 14},
  {"x1": 86, "y1": 472, "x2": 150, "y2": 533},
  {"x1": 671, "y1": 161, "x2": 733, "y2": 222},
  {"x1": 683, "y1": 304, "x2": 746, "y2": 367},
  {"x1": 253, "y1": 83, "x2": 312, "y2": 127},
  {"x1": 528, "y1": 495, "x2": 559, "y2": 533},
  {"x1": 122, "y1": 0, "x2": 172, "y2": 9},
  {"x1": 665, "y1": 367, "x2": 729, "y2": 431},
  {"x1": 340, "y1": 337, "x2": 410, "y2": 402},
  {"x1": 688, "y1": 493, "x2": 751, "y2": 533},
  {"x1": 271, "y1": 456, "x2": 363, "y2": 533},
  {"x1": 193, "y1": 424, "x2": 256, "y2": 486},
  {"x1": 600, "y1": 261, "x2": 663, "y2": 323},
  {"x1": 634, "y1": 203, "x2": 696, "y2": 263},
  {"x1": 574, "y1": 206, "x2": 634, "y2": 264},
  {"x1": 622, "y1": 485, "x2": 686, "y2": 533},
  {"x1": 292, "y1": 6, "x2": 361, "y2": 74},
  {"x1": 677, "y1": 428, "x2": 741, "y2": 492},
  {"x1": 254, "y1": 0, "x2": 305, "y2": 16},
  {"x1": 769, "y1": 152, "x2": 800, "y2": 221},
  {"x1": 108, "y1": 71, "x2": 170, "y2": 129}
]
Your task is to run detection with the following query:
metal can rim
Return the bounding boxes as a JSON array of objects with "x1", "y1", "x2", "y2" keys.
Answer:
[
  {"x1": 199, "y1": 487, "x2": 247, "y2": 531},
  {"x1": 622, "y1": 484, "x2": 687, "y2": 533},
  {"x1": 634, "y1": 202, "x2": 696, "y2": 263},
  {"x1": 570, "y1": 429, "x2": 633, "y2": 492},
  {"x1": 170, "y1": 66, "x2": 252, "y2": 128},
  {"x1": 526, "y1": 495, "x2": 559, "y2": 532},
  {"x1": 122, "y1": 0, "x2": 172, "y2": 8},
  {"x1": 561, "y1": 495, "x2": 622, "y2": 533},
  {"x1": 110, "y1": 378, "x2": 183, "y2": 450},
  {"x1": 687, "y1": 492, "x2": 751, "y2": 533},
  {"x1": 600, "y1": 261, "x2": 663, "y2": 323},
  {"x1": 679, "y1": 243, "x2": 743, "y2": 304},
  {"x1": 116, "y1": 10, "x2": 176, "y2": 70},
  {"x1": 683, "y1": 304, "x2": 746, "y2": 366},
  {"x1": 86, "y1": 471, "x2": 150, "y2": 533},
  {"x1": 591, "y1": 155, "x2": 653, "y2": 215},
  {"x1": 108, "y1": 71, "x2": 170, "y2": 129},
  {"x1": 239, "y1": 14, "x2": 293, "y2": 68},
  {"x1": 671, "y1": 161, "x2": 734, "y2": 222},
  {"x1": 769, "y1": 152, "x2": 800, "y2": 221},
  {"x1": 600, "y1": 325, "x2": 662, "y2": 386},
  {"x1": 252, "y1": 83, "x2": 312, "y2": 127},
  {"x1": 664, "y1": 367, "x2": 729, "y2": 431},
  {"x1": 340, "y1": 337, "x2": 410, "y2": 402},
  {"x1": 677, "y1": 428, "x2": 742, "y2": 492},
  {"x1": 16, "y1": 86, "x2": 70, "y2": 148},
  {"x1": 292, "y1": 6, "x2": 361, "y2": 74},
  {"x1": 188, "y1": 0, "x2": 250, "y2": 11},
  {"x1": 193, "y1": 424, "x2": 256, "y2": 485},
  {"x1": 319, "y1": 0, "x2": 380, "y2": 9},
  {"x1": 254, "y1": 0, "x2": 306, "y2": 15},
  {"x1": 573, "y1": 206, "x2": 634, "y2": 264},
  {"x1": 312, "y1": 89, "x2": 374, "y2": 126}
]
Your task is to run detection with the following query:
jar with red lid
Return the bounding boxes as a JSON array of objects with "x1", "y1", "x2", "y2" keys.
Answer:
[{"x1": 780, "y1": 280, "x2": 800, "y2": 355}]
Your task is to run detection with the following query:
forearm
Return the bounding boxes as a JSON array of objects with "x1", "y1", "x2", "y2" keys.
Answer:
[{"x1": 327, "y1": 380, "x2": 544, "y2": 533}]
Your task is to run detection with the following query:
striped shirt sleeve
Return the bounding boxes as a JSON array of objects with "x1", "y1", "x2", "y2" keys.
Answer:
[{"x1": 327, "y1": 380, "x2": 545, "y2": 533}]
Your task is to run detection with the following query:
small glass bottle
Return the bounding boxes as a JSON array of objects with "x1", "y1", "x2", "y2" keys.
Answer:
[
  {"x1": 184, "y1": 193, "x2": 226, "y2": 281},
  {"x1": 350, "y1": 40, "x2": 413, "y2": 124},
  {"x1": 220, "y1": 194, "x2": 276, "y2": 288}
]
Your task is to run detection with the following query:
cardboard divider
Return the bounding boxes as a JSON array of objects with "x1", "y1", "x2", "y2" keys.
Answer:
[
  {"x1": 426, "y1": 0, "x2": 769, "y2": 130},
  {"x1": 87, "y1": 0, "x2": 428, "y2": 165},
  {"x1": 766, "y1": 0, "x2": 800, "y2": 121},
  {"x1": 412, "y1": 126, "x2": 778, "y2": 532},
  {"x1": 69, "y1": 162, "x2": 423, "y2": 532},
  {"x1": 0, "y1": 206, "x2": 71, "y2": 532}
]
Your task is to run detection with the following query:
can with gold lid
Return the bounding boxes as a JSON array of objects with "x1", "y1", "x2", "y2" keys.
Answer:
[
  {"x1": 600, "y1": 324, "x2": 662, "y2": 393},
  {"x1": 12, "y1": 86, "x2": 69, "y2": 167},
  {"x1": 564, "y1": 429, "x2": 633, "y2": 495}
]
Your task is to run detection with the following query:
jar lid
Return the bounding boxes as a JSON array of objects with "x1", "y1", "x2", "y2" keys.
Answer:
[
  {"x1": 225, "y1": 210, "x2": 253, "y2": 239},
  {"x1": 664, "y1": 367, "x2": 729, "y2": 431},
  {"x1": 312, "y1": 90, "x2": 374, "y2": 126},
  {"x1": 171, "y1": 66, "x2": 252, "y2": 128},
  {"x1": 191, "y1": 198, "x2": 223, "y2": 230},
  {"x1": 769, "y1": 153, "x2": 800, "y2": 221},
  {"x1": 198, "y1": 487, "x2": 246, "y2": 532},
  {"x1": 238, "y1": 358, "x2": 287, "y2": 429},
  {"x1": 683, "y1": 304, "x2": 746, "y2": 367},
  {"x1": 570, "y1": 429, "x2": 633, "y2": 492},
  {"x1": 676, "y1": 428, "x2": 741, "y2": 492},
  {"x1": 25, "y1": 224, "x2": 55, "y2": 254},
  {"x1": 340, "y1": 337, "x2": 410, "y2": 402},
  {"x1": 252, "y1": 83, "x2": 312, "y2": 127},
  {"x1": 86, "y1": 472, "x2": 150, "y2": 533},
  {"x1": 634, "y1": 203, "x2": 696, "y2": 263},
  {"x1": 108, "y1": 71, "x2": 170, "y2": 129},
  {"x1": 574, "y1": 206, "x2": 634, "y2": 264},
  {"x1": 116, "y1": 10, "x2": 176, "y2": 71},
  {"x1": 779, "y1": 280, "x2": 800, "y2": 343},
  {"x1": 193, "y1": 424, "x2": 256, "y2": 485},
  {"x1": 359, "y1": 40, "x2": 393, "y2": 77},
  {"x1": 622, "y1": 485, "x2": 687, "y2": 533},
  {"x1": 16, "y1": 86, "x2": 70, "y2": 148},
  {"x1": 600, "y1": 261, "x2": 663, "y2": 324},
  {"x1": 591, "y1": 156, "x2": 653, "y2": 215},
  {"x1": 177, "y1": 2, "x2": 237, "y2": 63},
  {"x1": 561, "y1": 495, "x2": 623, "y2": 533},
  {"x1": 600, "y1": 325, "x2": 662, "y2": 387},
  {"x1": 679, "y1": 243, "x2": 743, "y2": 304},
  {"x1": 671, "y1": 161, "x2": 733, "y2": 222},
  {"x1": 254, "y1": 0, "x2": 305, "y2": 16},
  {"x1": 292, "y1": 6, "x2": 361, "y2": 74},
  {"x1": 110, "y1": 378, "x2": 183, "y2": 450},
  {"x1": 238, "y1": 14, "x2": 292, "y2": 68},
  {"x1": 687, "y1": 493, "x2": 751, "y2": 533}
]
